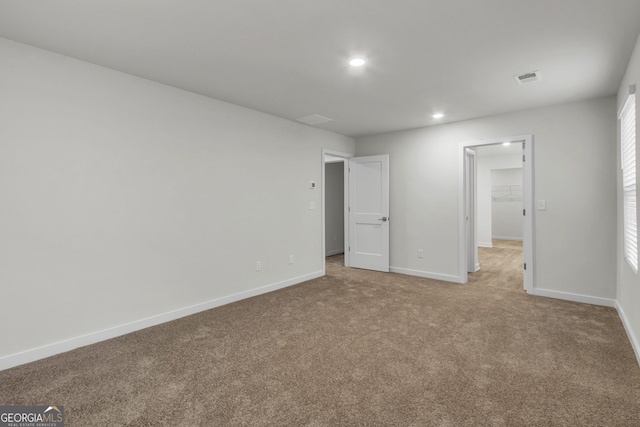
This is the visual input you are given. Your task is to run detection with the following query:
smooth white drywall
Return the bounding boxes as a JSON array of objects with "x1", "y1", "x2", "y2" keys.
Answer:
[
  {"x1": 617, "y1": 32, "x2": 640, "y2": 364},
  {"x1": 491, "y1": 168, "x2": 524, "y2": 240},
  {"x1": 325, "y1": 161, "x2": 345, "y2": 255},
  {"x1": 0, "y1": 38, "x2": 354, "y2": 361},
  {"x1": 475, "y1": 150, "x2": 523, "y2": 246},
  {"x1": 355, "y1": 96, "x2": 617, "y2": 299}
]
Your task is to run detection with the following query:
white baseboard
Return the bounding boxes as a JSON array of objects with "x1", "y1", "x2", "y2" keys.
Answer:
[
  {"x1": 390, "y1": 266, "x2": 464, "y2": 284},
  {"x1": 0, "y1": 271, "x2": 323, "y2": 371},
  {"x1": 615, "y1": 302, "x2": 640, "y2": 367},
  {"x1": 326, "y1": 249, "x2": 345, "y2": 256},
  {"x1": 492, "y1": 236, "x2": 523, "y2": 241},
  {"x1": 528, "y1": 288, "x2": 616, "y2": 307},
  {"x1": 478, "y1": 242, "x2": 493, "y2": 248}
]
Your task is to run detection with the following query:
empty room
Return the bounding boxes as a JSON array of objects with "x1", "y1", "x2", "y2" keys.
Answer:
[{"x1": 1, "y1": 1, "x2": 640, "y2": 425}]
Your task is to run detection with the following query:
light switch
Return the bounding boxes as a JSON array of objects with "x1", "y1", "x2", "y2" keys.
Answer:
[
  {"x1": 309, "y1": 201, "x2": 316, "y2": 210},
  {"x1": 537, "y1": 200, "x2": 546, "y2": 211}
]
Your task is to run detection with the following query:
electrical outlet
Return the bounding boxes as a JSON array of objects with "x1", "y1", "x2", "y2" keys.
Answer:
[
  {"x1": 256, "y1": 261, "x2": 261, "y2": 271},
  {"x1": 288, "y1": 255, "x2": 294, "y2": 264},
  {"x1": 418, "y1": 249, "x2": 424, "y2": 258}
]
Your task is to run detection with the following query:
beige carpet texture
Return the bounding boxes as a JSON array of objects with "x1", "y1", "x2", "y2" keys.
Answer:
[{"x1": 1, "y1": 251, "x2": 639, "y2": 426}]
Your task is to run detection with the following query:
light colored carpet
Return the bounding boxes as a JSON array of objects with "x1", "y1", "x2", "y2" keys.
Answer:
[{"x1": 1, "y1": 256, "x2": 639, "y2": 426}]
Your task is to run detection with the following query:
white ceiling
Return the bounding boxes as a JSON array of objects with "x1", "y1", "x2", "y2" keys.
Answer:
[{"x1": 1, "y1": 0, "x2": 639, "y2": 137}]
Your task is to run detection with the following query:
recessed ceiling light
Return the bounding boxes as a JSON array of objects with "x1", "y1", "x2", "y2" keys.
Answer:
[
  {"x1": 432, "y1": 113, "x2": 444, "y2": 119},
  {"x1": 502, "y1": 142, "x2": 511, "y2": 146},
  {"x1": 349, "y1": 57, "x2": 367, "y2": 67}
]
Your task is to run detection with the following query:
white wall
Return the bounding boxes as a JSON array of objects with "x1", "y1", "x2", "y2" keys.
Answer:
[
  {"x1": 324, "y1": 161, "x2": 345, "y2": 256},
  {"x1": 617, "y1": 33, "x2": 640, "y2": 364},
  {"x1": 0, "y1": 38, "x2": 354, "y2": 366},
  {"x1": 355, "y1": 96, "x2": 617, "y2": 299},
  {"x1": 475, "y1": 150, "x2": 523, "y2": 246},
  {"x1": 491, "y1": 168, "x2": 524, "y2": 241}
]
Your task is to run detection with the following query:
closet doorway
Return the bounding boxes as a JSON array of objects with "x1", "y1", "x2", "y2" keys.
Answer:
[{"x1": 460, "y1": 135, "x2": 534, "y2": 293}]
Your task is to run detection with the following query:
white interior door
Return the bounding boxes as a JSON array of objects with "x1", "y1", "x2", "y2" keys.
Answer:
[{"x1": 348, "y1": 155, "x2": 390, "y2": 272}]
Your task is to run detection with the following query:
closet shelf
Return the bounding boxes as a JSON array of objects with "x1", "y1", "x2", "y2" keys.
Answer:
[{"x1": 492, "y1": 185, "x2": 523, "y2": 202}]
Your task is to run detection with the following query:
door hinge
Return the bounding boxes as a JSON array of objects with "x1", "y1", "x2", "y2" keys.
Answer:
[
  {"x1": 348, "y1": 206, "x2": 351, "y2": 212},
  {"x1": 349, "y1": 246, "x2": 351, "y2": 252},
  {"x1": 522, "y1": 154, "x2": 525, "y2": 162},
  {"x1": 524, "y1": 263, "x2": 527, "y2": 270},
  {"x1": 523, "y1": 209, "x2": 526, "y2": 216}
]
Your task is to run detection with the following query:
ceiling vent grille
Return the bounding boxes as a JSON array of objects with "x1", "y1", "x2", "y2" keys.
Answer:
[
  {"x1": 295, "y1": 113, "x2": 333, "y2": 126},
  {"x1": 513, "y1": 70, "x2": 541, "y2": 85}
]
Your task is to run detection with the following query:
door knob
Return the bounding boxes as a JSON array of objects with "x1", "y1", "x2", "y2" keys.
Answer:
[{"x1": 378, "y1": 217, "x2": 388, "y2": 222}]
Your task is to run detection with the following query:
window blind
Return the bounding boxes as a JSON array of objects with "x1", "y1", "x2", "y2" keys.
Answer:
[{"x1": 620, "y1": 93, "x2": 637, "y2": 272}]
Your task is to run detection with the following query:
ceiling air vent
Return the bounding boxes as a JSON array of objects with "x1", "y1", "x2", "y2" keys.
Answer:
[
  {"x1": 295, "y1": 113, "x2": 333, "y2": 126},
  {"x1": 513, "y1": 70, "x2": 541, "y2": 85}
]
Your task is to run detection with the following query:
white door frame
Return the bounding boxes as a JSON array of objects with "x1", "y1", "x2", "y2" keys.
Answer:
[
  {"x1": 459, "y1": 134, "x2": 535, "y2": 292},
  {"x1": 465, "y1": 149, "x2": 479, "y2": 272},
  {"x1": 321, "y1": 149, "x2": 352, "y2": 275}
]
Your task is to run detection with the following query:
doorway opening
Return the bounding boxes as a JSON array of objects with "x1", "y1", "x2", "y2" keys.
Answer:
[
  {"x1": 321, "y1": 150, "x2": 391, "y2": 275},
  {"x1": 460, "y1": 135, "x2": 534, "y2": 293},
  {"x1": 324, "y1": 156, "x2": 347, "y2": 264},
  {"x1": 469, "y1": 144, "x2": 524, "y2": 291},
  {"x1": 322, "y1": 150, "x2": 351, "y2": 275}
]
